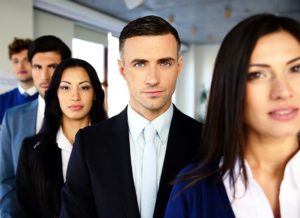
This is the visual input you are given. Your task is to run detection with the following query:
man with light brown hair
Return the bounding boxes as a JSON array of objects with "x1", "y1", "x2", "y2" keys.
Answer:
[{"x1": 0, "y1": 37, "x2": 38, "y2": 125}]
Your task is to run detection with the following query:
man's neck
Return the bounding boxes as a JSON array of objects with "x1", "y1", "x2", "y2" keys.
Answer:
[{"x1": 19, "y1": 80, "x2": 34, "y2": 90}]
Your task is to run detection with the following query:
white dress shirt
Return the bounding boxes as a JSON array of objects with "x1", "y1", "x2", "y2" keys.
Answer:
[
  {"x1": 18, "y1": 84, "x2": 37, "y2": 96},
  {"x1": 35, "y1": 95, "x2": 45, "y2": 134},
  {"x1": 127, "y1": 104, "x2": 173, "y2": 211},
  {"x1": 224, "y1": 150, "x2": 300, "y2": 218},
  {"x1": 56, "y1": 126, "x2": 73, "y2": 182}
]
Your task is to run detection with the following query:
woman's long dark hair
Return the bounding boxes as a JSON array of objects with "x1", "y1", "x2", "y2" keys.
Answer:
[
  {"x1": 35, "y1": 58, "x2": 107, "y2": 206},
  {"x1": 180, "y1": 14, "x2": 300, "y2": 192}
]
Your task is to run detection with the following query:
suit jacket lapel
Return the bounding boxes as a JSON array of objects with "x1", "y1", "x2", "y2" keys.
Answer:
[
  {"x1": 12, "y1": 100, "x2": 38, "y2": 171},
  {"x1": 23, "y1": 99, "x2": 38, "y2": 136},
  {"x1": 154, "y1": 107, "x2": 187, "y2": 217},
  {"x1": 111, "y1": 108, "x2": 140, "y2": 218}
]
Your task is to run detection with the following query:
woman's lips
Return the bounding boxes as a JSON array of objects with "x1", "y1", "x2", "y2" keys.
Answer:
[
  {"x1": 268, "y1": 107, "x2": 298, "y2": 121},
  {"x1": 69, "y1": 105, "x2": 83, "y2": 111}
]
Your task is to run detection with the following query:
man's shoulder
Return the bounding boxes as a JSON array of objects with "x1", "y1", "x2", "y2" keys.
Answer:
[
  {"x1": 7, "y1": 99, "x2": 37, "y2": 112},
  {"x1": 5, "y1": 99, "x2": 38, "y2": 118},
  {"x1": 0, "y1": 88, "x2": 18, "y2": 99},
  {"x1": 82, "y1": 109, "x2": 126, "y2": 134},
  {"x1": 173, "y1": 106, "x2": 202, "y2": 127}
]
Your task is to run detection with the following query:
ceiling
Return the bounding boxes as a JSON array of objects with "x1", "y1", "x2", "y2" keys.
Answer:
[{"x1": 69, "y1": 0, "x2": 300, "y2": 45}]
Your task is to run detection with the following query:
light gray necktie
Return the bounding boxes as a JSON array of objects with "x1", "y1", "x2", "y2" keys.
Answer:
[{"x1": 141, "y1": 123, "x2": 157, "y2": 218}]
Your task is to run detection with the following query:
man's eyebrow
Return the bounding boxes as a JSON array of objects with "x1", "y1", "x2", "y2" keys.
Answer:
[
  {"x1": 157, "y1": 57, "x2": 176, "y2": 62},
  {"x1": 32, "y1": 63, "x2": 42, "y2": 67},
  {"x1": 130, "y1": 59, "x2": 148, "y2": 64},
  {"x1": 47, "y1": 63, "x2": 59, "y2": 67}
]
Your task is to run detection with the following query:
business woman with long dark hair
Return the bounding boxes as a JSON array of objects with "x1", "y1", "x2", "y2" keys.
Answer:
[{"x1": 16, "y1": 58, "x2": 107, "y2": 218}]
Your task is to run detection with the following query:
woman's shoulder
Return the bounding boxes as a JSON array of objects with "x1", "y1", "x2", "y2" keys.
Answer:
[
  {"x1": 172, "y1": 163, "x2": 225, "y2": 200},
  {"x1": 22, "y1": 134, "x2": 41, "y2": 150},
  {"x1": 166, "y1": 164, "x2": 234, "y2": 218}
]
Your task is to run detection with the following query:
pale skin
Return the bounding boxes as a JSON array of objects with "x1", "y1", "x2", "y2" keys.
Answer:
[
  {"x1": 244, "y1": 31, "x2": 300, "y2": 218},
  {"x1": 11, "y1": 49, "x2": 34, "y2": 90},
  {"x1": 118, "y1": 34, "x2": 183, "y2": 121},
  {"x1": 57, "y1": 67, "x2": 95, "y2": 144}
]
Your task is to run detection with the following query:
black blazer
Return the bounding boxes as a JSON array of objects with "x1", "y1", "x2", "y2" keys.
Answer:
[
  {"x1": 60, "y1": 106, "x2": 202, "y2": 218},
  {"x1": 16, "y1": 135, "x2": 64, "y2": 218}
]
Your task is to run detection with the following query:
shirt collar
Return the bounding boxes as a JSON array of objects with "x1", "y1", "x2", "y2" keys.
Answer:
[
  {"x1": 127, "y1": 104, "x2": 174, "y2": 144},
  {"x1": 38, "y1": 95, "x2": 45, "y2": 114},
  {"x1": 56, "y1": 126, "x2": 72, "y2": 152},
  {"x1": 227, "y1": 149, "x2": 300, "y2": 184},
  {"x1": 18, "y1": 84, "x2": 38, "y2": 96}
]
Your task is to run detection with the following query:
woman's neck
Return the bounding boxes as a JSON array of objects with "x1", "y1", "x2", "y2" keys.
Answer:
[
  {"x1": 245, "y1": 136, "x2": 299, "y2": 173},
  {"x1": 61, "y1": 118, "x2": 89, "y2": 145},
  {"x1": 244, "y1": 135, "x2": 299, "y2": 218}
]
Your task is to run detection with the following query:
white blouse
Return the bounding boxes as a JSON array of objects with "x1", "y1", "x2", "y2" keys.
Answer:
[
  {"x1": 224, "y1": 151, "x2": 300, "y2": 218},
  {"x1": 56, "y1": 126, "x2": 73, "y2": 182}
]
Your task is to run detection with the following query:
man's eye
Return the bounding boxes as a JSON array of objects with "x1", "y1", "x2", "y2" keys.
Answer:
[
  {"x1": 133, "y1": 62, "x2": 145, "y2": 68},
  {"x1": 33, "y1": 65, "x2": 41, "y2": 70},
  {"x1": 161, "y1": 61, "x2": 173, "y2": 67},
  {"x1": 49, "y1": 65, "x2": 58, "y2": 70}
]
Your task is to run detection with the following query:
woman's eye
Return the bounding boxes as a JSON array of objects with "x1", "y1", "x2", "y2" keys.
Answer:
[
  {"x1": 290, "y1": 64, "x2": 300, "y2": 73},
  {"x1": 247, "y1": 71, "x2": 265, "y2": 81},
  {"x1": 81, "y1": 86, "x2": 91, "y2": 90},
  {"x1": 59, "y1": 86, "x2": 69, "y2": 90}
]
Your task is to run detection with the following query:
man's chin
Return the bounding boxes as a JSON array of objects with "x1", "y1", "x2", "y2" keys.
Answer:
[{"x1": 19, "y1": 77, "x2": 33, "y2": 83}]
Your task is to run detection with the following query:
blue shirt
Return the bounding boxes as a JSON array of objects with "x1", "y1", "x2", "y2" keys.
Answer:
[{"x1": 0, "y1": 88, "x2": 38, "y2": 125}]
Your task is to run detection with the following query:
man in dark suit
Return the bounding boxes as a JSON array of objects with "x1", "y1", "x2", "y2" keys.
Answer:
[{"x1": 60, "y1": 15, "x2": 202, "y2": 218}]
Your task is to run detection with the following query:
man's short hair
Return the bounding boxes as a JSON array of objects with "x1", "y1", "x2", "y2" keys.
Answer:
[
  {"x1": 27, "y1": 35, "x2": 71, "y2": 63},
  {"x1": 8, "y1": 37, "x2": 32, "y2": 60},
  {"x1": 119, "y1": 15, "x2": 181, "y2": 55}
]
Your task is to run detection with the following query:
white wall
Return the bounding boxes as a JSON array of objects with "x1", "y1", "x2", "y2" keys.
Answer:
[
  {"x1": 174, "y1": 44, "x2": 219, "y2": 120},
  {"x1": 194, "y1": 44, "x2": 220, "y2": 121},
  {"x1": 34, "y1": 10, "x2": 74, "y2": 49},
  {"x1": 0, "y1": 0, "x2": 33, "y2": 93},
  {"x1": 174, "y1": 46, "x2": 196, "y2": 118}
]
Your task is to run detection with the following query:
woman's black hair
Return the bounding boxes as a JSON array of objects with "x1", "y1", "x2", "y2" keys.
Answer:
[{"x1": 180, "y1": 13, "x2": 300, "y2": 192}]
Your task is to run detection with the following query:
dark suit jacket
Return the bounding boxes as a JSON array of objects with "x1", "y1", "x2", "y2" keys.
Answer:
[
  {"x1": 16, "y1": 135, "x2": 64, "y2": 218},
  {"x1": 60, "y1": 106, "x2": 202, "y2": 218}
]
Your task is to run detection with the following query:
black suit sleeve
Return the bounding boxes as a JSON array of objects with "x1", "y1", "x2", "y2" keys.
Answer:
[
  {"x1": 60, "y1": 129, "x2": 97, "y2": 218},
  {"x1": 16, "y1": 138, "x2": 40, "y2": 218}
]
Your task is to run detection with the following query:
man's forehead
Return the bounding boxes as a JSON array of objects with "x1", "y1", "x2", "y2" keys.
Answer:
[{"x1": 32, "y1": 52, "x2": 62, "y2": 63}]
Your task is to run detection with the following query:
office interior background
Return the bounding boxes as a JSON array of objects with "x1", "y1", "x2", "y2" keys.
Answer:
[{"x1": 0, "y1": 0, "x2": 299, "y2": 120}]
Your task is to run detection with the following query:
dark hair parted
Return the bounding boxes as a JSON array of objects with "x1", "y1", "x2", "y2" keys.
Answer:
[
  {"x1": 119, "y1": 15, "x2": 181, "y2": 54},
  {"x1": 35, "y1": 58, "x2": 107, "y2": 205},
  {"x1": 40, "y1": 58, "x2": 107, "y2": 145},
  {"x1": 8, "y1": 37, "x2": 32, "y2": 59},
  {"x1": 182, "y1": 14, "x2": 300, "y2": 191},
  {"x1": 27, "y1": 35, "x2": 71, "y2": 63}
]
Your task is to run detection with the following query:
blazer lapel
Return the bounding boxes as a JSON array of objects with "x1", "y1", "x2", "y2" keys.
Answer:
[
  {"x1": 111, "y1": 108, "x2": 140, "y2": 218},
  {"x1": 154, "y1": 107, "x2": 192, "y2": 217},
  {"x1": 23, "y1": 99, "x2": 38, "y2": 136}
]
